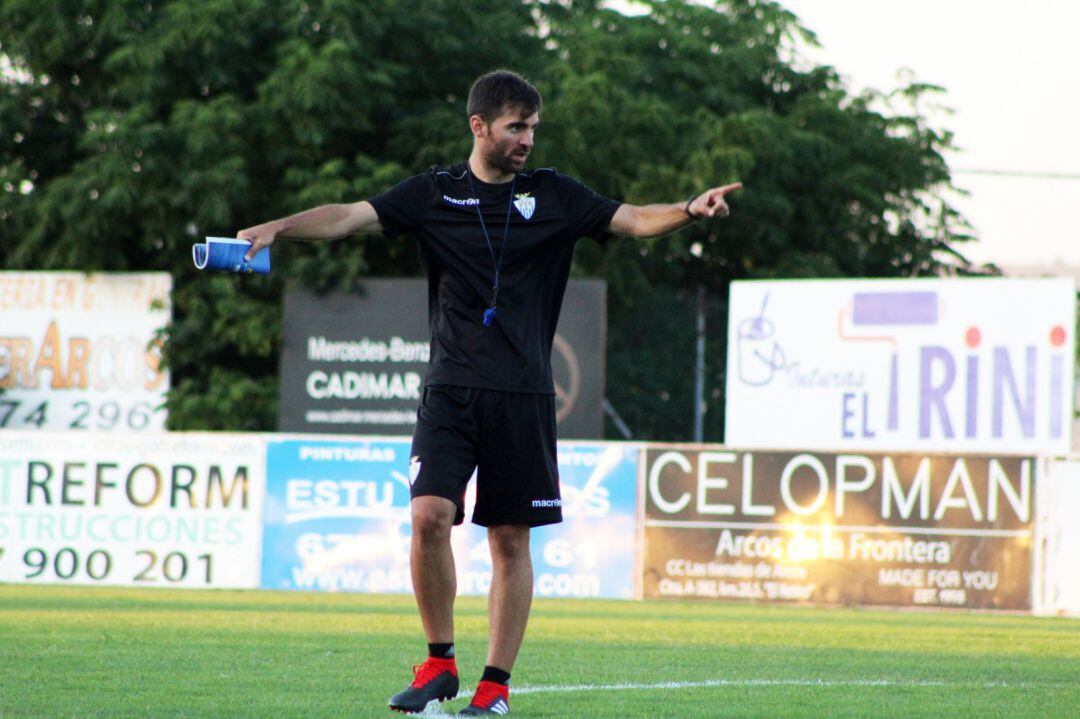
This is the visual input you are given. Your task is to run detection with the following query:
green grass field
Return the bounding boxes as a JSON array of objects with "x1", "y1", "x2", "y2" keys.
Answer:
[{"x1": 0, "y1": 585, "x2": 1077, "y2": 718}]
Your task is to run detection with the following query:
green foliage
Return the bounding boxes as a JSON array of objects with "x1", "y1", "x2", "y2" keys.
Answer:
[{"x1": 0, "y1": 0, "x2": 974, "y2": 437}]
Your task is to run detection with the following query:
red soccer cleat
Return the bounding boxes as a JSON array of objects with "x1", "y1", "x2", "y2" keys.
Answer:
[
  {"x1": 458, "y1": 680, "x2": 510, "y2": 715},
  {"x1": 388, "y1": 656, "x2": 459, "y2": 714}
]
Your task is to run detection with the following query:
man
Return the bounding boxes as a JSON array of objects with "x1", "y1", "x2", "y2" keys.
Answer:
[{"x1": 239, "y1": 70, "x2": 740, "y2": 716}]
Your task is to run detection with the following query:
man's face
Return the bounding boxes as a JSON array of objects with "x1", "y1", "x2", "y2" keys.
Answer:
[{"x1": 474, "y1": 106, "x2": 540, "y2": 175}]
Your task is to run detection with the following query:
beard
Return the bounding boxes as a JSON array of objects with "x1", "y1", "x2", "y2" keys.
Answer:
[{"x1": 484, "y1": 145, "x2": 528, "y2": 176}]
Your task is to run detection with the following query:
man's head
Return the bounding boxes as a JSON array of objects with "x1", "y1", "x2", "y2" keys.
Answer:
[
  {"x1": 467, "y1": 70, "x2": 542, "y2": 176},
  {"x1": 467, "y1": 70, "x2": 541, "y2": 124}
]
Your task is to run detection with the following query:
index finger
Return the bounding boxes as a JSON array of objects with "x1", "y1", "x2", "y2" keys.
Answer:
[{"x1": 715, "y1": 182, "x2": 743, "y2": 196}]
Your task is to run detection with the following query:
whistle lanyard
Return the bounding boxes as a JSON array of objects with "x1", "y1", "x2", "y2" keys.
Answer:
[{"x1": 467, "y1": 170, "x2": 517, "y2": 327}]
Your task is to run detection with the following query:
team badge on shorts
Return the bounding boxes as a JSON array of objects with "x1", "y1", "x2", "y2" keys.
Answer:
[
  {"x1": 513, "y1": 193, "x2": 536, "y2": 220},
  {"x1": 409, "y1": 456, "x2": 422, "y2": 485}
]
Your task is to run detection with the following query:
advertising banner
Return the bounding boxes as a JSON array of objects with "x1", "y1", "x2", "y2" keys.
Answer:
[
  {"x1": 278, "y1": 279, "x2": 606, "y2": 438},
  {"x1": 0, "y1": 431, "x2": 264, "y2": 588},
  {"x1": 457, "y1": 442, "x2": 639, "y2": 600},
  {"x1": 278, "y1": 283, "x2": 429, "y2": 437},
  {"x1": 260, "y1": 437, "x2": 638, "y2": 599},
  {"x1": 261, "y1": 437, "x2": 414, "y2": 593},
  {"x1": 725, "y1": 278, "x2": 1076, "y2": 454},
  {"x1": 1034, "y1": 457, "x2": 1080, "y2": 616},
  {"x1": 642, "y1": 446, "x2": 1035, "y2": 609},
  {"x1": 0, "y1": 272, "x2": 171, "y2": 432}
]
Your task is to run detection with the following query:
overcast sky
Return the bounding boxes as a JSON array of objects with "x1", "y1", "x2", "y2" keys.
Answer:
[{"x1": 777, "y1": 0, "x2": 1080, "y2": 269}]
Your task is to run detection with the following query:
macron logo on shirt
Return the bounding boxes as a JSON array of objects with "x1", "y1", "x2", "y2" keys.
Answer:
[{"x1": 443, "y1": 195, "x2": 479, "y2": 207}]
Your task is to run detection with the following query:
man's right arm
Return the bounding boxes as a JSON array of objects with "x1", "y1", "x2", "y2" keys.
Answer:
[{"x1": 238, "y1": 201, "x2": 382, "y2": 261}]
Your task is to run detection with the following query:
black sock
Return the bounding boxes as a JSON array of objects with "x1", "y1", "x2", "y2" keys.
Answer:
[
  {"x1": 428, "y1": 643, "x2": 455, "y2": 659},
  {"x1": 480, "y1": 666, "x2": 511, "y2": 686}
]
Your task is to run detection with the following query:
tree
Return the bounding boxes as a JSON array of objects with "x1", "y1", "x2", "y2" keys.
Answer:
[
  {"x1": 0, "y1": 0, "x2": 975, "y2": 438},
  {"x1": 534, "y1": 0, "x2": 974, "y2": 439}
]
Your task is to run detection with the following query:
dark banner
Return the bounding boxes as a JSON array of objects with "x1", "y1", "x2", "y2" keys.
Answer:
[
  {"x1": 278, "y1": 279, "x2": 605, "y2": 438},
  {"x1": 642, "y1": 447, "x2": 1035, "y2": 609}
]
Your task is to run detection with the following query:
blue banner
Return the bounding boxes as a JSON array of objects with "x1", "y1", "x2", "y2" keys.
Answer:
[
  {"x1": 454, "y1": 442, "x2": 639, "y2": 599},
  {"x1": 260, "y1": 438, "x2": 639, "y2": 598},
  {"x1": 261, "y1": 438, "x2": 414, "y2": 592}
]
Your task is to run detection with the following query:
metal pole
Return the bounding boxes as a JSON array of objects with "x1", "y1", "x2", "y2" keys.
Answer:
[
  {"x1": 693, "y1": 285, "x2": 706, "y2": 443},
  {"x1": 602, "y1": 399, "x2": 633, "y2": 439}
]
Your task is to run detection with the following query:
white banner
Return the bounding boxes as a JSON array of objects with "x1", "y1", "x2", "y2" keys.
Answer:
[
  {"x1": 1035, "y1": 456, "x2": 1080, "y2": 616},
  {"x1": 0, "y1": 431, "x2": 264, "y2": 588},
  {"x1": 725, "y1": 278, "x2": 1076, "y2": 453},
  {"x1": 0, "y1": 272, "x2": 171, "y2": 431}
]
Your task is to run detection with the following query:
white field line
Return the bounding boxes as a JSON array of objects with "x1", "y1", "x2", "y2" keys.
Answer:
[
  {"x1": 416, "y1": 679, "x2": 1041, "y2": 715},
  {"x1": 507, "y1": 678, "x2": 1041, "y2": 694}
]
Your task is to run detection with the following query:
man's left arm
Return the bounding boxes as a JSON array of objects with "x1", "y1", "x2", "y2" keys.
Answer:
[{"x1": 608, "y1": 182, "x2": 743, "y2": 239}]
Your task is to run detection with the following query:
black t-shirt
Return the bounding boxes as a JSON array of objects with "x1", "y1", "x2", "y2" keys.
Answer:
[{"x1": 368, "y1": 163, "x2": 620, "y2": 394}]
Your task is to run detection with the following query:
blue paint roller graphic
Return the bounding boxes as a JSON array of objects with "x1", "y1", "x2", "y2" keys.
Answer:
[
  {"x1": 847, "y1": 291, "x2": 939, "y2": 431},
  {"x1": 738, "y1": 292, "x2": 786, "y2": 386}
]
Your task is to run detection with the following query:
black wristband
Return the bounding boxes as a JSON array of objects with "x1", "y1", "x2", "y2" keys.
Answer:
[{"x1": 684, "y1": 194, "x2": 699, "y2": 221}]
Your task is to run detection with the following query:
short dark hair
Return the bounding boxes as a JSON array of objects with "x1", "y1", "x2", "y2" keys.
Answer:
[{"x1": 467, "y1": 70, "x2": 542, "y2": 122}]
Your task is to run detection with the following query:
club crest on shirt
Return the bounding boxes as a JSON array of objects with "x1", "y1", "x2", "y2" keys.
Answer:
[{"x1": 513, "y1": 193, "x2": 536, "y2": 220}]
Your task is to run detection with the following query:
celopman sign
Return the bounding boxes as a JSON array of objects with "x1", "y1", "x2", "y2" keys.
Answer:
[
  {"x1": 725, "y1": 278, "x2": 1076, "y2": 453},
  {"x1": 279, "y1": 279, "x2": 605, "y2": 438},
  {"x1": 641, "y1": 446, "x2": 1035, "y2": 609}
]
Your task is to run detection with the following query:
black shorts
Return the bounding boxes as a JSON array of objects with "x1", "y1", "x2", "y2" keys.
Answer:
[{"x1": 409, "y1": 385, "x2": 563, "y2": 527}]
